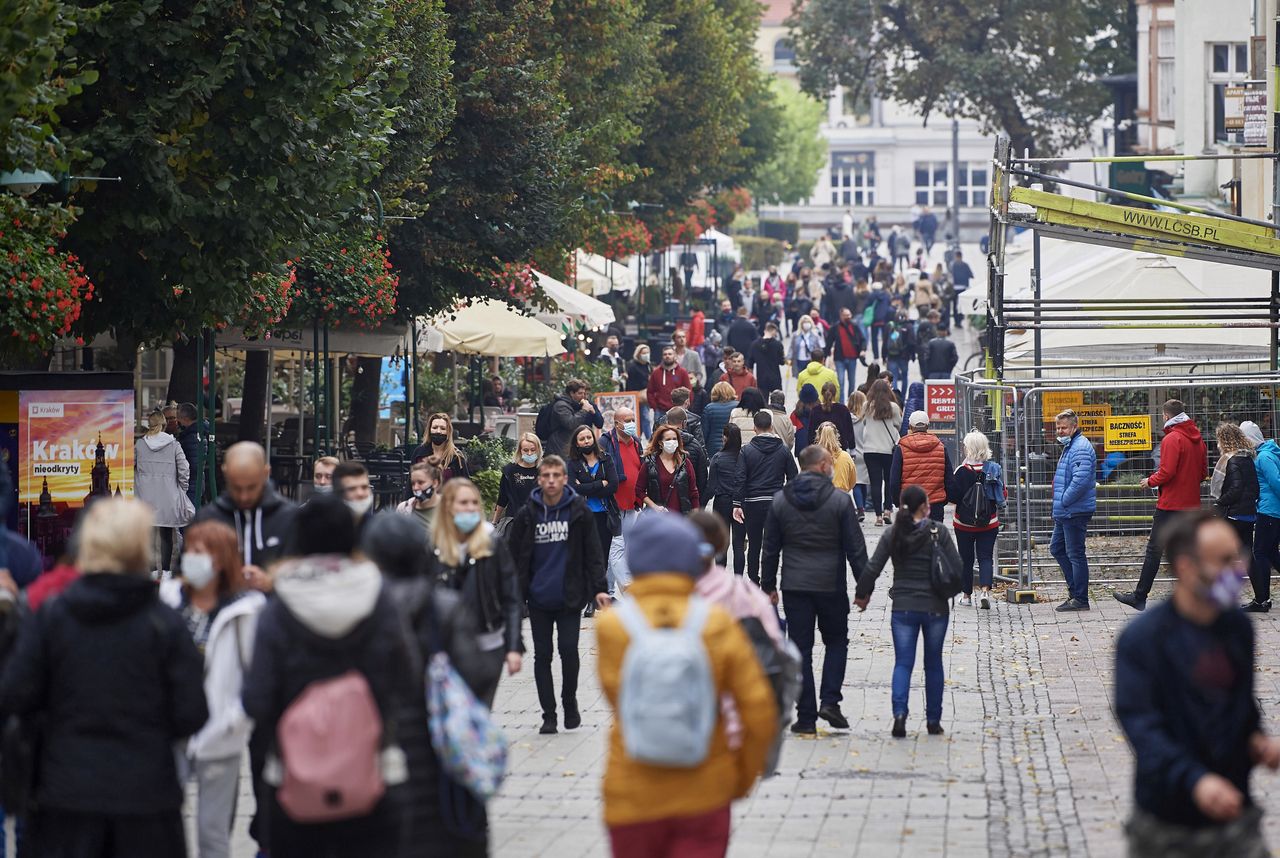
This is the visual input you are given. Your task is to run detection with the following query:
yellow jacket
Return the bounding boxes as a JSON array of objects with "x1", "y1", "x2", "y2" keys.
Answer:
[
  {"x1": 832, "y1": 449, "x2": 856, "y2": 492},
  {"x1": 596, "y1": 574, "x2": 778, "y2": 827},
  {"x1": 795, "y1": 361, "x2": 839, "y2": 399}
]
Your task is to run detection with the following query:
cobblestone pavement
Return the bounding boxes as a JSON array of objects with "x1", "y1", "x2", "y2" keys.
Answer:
[{"x1": 487, "y1": 513, "x2": 1280, "y2": 857}]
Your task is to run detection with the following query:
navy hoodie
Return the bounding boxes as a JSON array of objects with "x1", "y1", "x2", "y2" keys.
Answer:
[{"x1": 528, "y1": 485, "x2": 578, "y2": 611}]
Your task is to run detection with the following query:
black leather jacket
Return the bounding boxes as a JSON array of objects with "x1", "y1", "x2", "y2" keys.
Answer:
[{"x1": 430, "y1": 531, "x2": 523, "y2": 654}]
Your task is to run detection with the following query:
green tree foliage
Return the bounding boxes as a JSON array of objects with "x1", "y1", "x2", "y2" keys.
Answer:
[
  {"x1": 787, "y1": 0, "x2": 1133, "y2": 156},
  {"x1": 59, "y1": 0, "x2": 405, "y2": 344},
  {"x1": 748, "y1": 77, "x2": 825, "y2": 206},
  {"x1": 389, "y1": 0, "x2": 580, "y2": 315}
]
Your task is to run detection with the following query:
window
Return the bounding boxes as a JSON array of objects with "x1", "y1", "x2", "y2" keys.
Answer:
[
  {"x1": 913, "y1": 161, "x2": 989, "y2": 208},
  {"x1": 773, "y1": 38, "x2": 795, "y2": 70},
  {"x1": 1209, "y1": 41, "x2": 1249, "y2": 142},
  {"x1": 840, "y1": 86, "x2": 874, "y2": 128},
  {"x1": 829, "y1": 152, "x2": 875, "y2": 206},
  {"x1": 1154, "y1": 25, "x2": 1176, "y2": 123}
]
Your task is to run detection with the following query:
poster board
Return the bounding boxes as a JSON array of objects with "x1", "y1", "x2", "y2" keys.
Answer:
[
  {"x1": 1104, "y1": 415, "x2": 1153, "y2": 452},
  {"x1": 594, "y1": 392, "x2": 639, "y2": 432},
  {"x1": 1041, "y1": 390, "x2": 1083, "y2": 419}
]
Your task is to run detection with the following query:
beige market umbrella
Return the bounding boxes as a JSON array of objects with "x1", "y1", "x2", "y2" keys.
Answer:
[{"x1": 421, "y1": 300, "x2": 566, "y2": 356}]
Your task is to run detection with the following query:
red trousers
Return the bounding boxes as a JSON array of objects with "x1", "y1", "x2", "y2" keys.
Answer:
[{"x1": 609, "y1": 805, "x2": 731, "y2": 858}]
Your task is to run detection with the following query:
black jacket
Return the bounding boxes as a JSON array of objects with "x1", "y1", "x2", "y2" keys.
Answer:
[
  {"x1": 194, "y1": 483, "x2": 298, "y2": 567},
  {"x1": 706, "y1": 450, "x2": 741, "y2": 505},
  {"x1": 568, "y1": 453, "x2": 621, "y2": 525},
  {"x1": 858, "y1": 522, "x2": 959, "y2": 614},
  {"x1": 546, "y1": 393, "x2": 603, "y2": 460},
  {"x1": 748, "y1": 337, "x2": 785, "y2": 394},
  {"x1": 921, "y1": 337, "x2": 958, "y2": 379},
  {"x1": 507, "y1": 493, "x2": 607, "y2": 610},
  {"x1": 727, "y1": 318, "x2": 758, "y2": 355},
  {"x1": 822, "y1": 282, "x2": 858, "y2": 326},
  {"x1": 430, "y1": 532, "x2": 524, "y2": 654},
  {"x1": 176, "y1": 422, "x2": 202, "y2": 500},
  {"x1": 683, "y1": 411, "x2": 705, "y2": 445},
  {"x1": 1216, "y1": 453, "x2": 1260, "y2": 520},
  {"x1": 0, "y1": 574, "x2": 208, "y2": 815},
  {"x1": 761, "y1": 472, "x2": 867, "y2": 594},
  {"x1": 680, "y1": 430, "x2": 709, "y2": 501},
  {"x1": 734, "y1": 434, "x2": 798, "y2": 506},
  {"x1": 624, "y1": 360, "x2": 650, "y2": 393}
]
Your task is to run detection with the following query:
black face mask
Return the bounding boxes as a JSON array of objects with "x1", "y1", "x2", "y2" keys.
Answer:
[
  {"x1": 429, "y1": 432, "x2": 447, "y2": 446},
  {"x1": 412, "y1": 486, "x2": 435, "y2": 503},
  {"x1": 578, "y1": 443, "x2": 595, "y2": 452}
]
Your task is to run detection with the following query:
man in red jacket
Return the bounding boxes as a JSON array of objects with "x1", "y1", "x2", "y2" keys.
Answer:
[
  {"x1": 1116, "y1": 399, "x2": 1209, "y2": 611},
  {"x1": 646, "y1": 345, "x2": 691, "y2": 426}
]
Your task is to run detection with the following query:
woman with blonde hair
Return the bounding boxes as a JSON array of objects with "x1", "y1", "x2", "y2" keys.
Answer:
[
  {"x1": 135, "y1": 410, "x2": 194, "y2": 574},
  {"x1": 1213, "y1": 422, "x2": 1263, "y2": 608},
  {"x1": 702, "y1": 381, "x2": 739, "y2": 458},
  {"x1": 862, "y1": 379, "x2": 902, "y2": 524},
  {"x1": 431, "y1": 478, "x2": 523, "y2": 706},
  {"x1": 0, "y1": 498, "x2": 207, "y2": 857},
  {"x1": 814, "y1": 423, "x2": 857, "y2": 493},
  {"x1": 949, "y1": 430, "x2": 1007, "y2": 609},
  {"x1": 410, "y1": 412, "x2": 471, "y2": 484},
  {"x1": 493, "y1": 432, "x2": 542, "y2": 523},
  {"x1": 848, "y1": 390, "x2": 871, "y2": 518},
  {"x1": 636, "y1": 424, "x2": 700, "y2": 513}
]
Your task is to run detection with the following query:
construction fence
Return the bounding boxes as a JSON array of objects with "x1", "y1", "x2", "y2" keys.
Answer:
[{"x1": 954, "y1": 360, "x2": 1280, "y2": 589}]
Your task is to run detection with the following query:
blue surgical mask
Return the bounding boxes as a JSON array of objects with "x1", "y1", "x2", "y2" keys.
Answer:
[
  {"x1": 1057, "y1": 434, "x2": 1071, "y2": 446},
  {"x1": 623, "y1": 421, "x2": 637, "y2": 437},
  {"x1": 453, "y1": 511, "x2": 482, "y2": 534},
  {"x1": 521, "y1": 452, "x2": 538, "y2": 465}
]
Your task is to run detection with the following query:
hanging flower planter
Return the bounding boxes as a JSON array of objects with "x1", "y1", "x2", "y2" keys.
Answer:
[
  {"x1": 0, "y1": 196, "x2": 94, "y2": 349},
  {"x1": 293, "y1": 228, "x2": 399, "y2": 329}
]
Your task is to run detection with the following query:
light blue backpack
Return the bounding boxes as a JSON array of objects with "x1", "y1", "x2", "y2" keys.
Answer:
[{"x1": 615, "y1": 596, "x2": 717, "y2": 767}]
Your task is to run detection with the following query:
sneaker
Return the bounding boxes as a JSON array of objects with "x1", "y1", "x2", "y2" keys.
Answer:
[
  {"x1": 1113, "y1": 591, "x2": 1147, "y2": 611},
  {"x1": 875, "y1": 515, "x2": 886, "y2": 527},
  {"x1": 817, "y1": 705, "x2": 849, "y2": 729},
  {"x1": 958, "y1": 594, "x2": 973, "y2": 607},
  {"x1": 1055, "y1": 598, "x2": 1090, "y2": 612},
  {"x1": 891, "y1": 716, "x2": 907, "y2": 739},
  {"x1": 539, "y1": 716, "x2": 557, "y2": 735},
  {"x1": 978, "y1": 590, "x2": 992, "y2": 610},
  {"x1": 790, "y1": 721, "x2": 817, "y2": 735},
  {"x1": 583, "y1": 603, "x2": 595, "y2": 618},
  {"x1": 926, "y1": 721, "x2": 945, "y2": 736},
  {"x1": 563, "y1": 701, "x2": 581, "y2": 730},
  {"x1": 1244, "y1": 599, "x2": 1272, "y2": 613}
]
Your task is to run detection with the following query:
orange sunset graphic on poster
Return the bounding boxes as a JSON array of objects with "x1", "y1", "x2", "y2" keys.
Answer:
[{"x1": 18, "y1": 390, "x2": 134, "y2": 504}]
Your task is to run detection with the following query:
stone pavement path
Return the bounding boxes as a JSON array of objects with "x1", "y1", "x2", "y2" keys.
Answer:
[{"x1": 487, "y1": 512, "x2": 1280, "y2": 857}]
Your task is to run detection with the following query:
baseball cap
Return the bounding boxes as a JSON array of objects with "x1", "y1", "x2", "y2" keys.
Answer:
[{"x1": 909, "y1": 410, "x2": 929, "y2": 428}]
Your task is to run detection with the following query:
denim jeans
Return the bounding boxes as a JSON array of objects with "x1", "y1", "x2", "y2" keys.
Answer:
[
  {"x1": 955, "y1": 527, "x2": 997, "y2": 593},
  {"x1": 890, "y1": 610, "x2": 948, "y2": 722},
  {"x1": 853, "y1": 484, "x2": 867, "y2": 511},
  {"x1": 639, "y1": 404, "x2": 653, "y2": 439},
  {"x1": 783, "y1": 590, "x2": 850, "y2": 725},
  {"x1": 888, "y1": 358, "x2": 909, "y2": 399},
  {"x1": 1251, "y1": 513, "x2": 1280, "y2": 604},
  {"x1": 834, "y1": 358, "x2": 859, "y2": 398},
  {"x1": 1050, "y1": 515, "x2": 1091, "y2": 603}
]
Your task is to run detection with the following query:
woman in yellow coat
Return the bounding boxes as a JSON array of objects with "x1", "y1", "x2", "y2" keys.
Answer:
[
  {"x1": 596, "y1": 513, "x2": 777, "y2": 857},
  {"x1": 814, "y1": 421, "x2": 857, "y2": 493}
]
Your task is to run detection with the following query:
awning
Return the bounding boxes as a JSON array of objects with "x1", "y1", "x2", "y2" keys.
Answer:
[
  {"x1": 530, "y1": 270, "x2": 617, "y2": 329},
  {"x1": 421, "y1": 300, "x2": 566, "y2": 357},
  {"x1": 574, "y1": 250, "x2": 636, "y2": 295}
]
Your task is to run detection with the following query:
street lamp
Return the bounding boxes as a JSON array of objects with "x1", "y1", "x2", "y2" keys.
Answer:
[{"x1": 0, "y1": 170, "x2": 122, "y2": 196}]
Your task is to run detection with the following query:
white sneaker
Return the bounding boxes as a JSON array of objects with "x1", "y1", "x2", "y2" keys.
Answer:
[
  {"x1": 978, "y1": 590, "x2": 992, "y2": 610},
  {"x1": 958, "y1": 594, "x2": 973, "y2": 607}
]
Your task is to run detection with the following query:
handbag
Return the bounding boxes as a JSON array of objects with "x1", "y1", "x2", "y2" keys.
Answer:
[{"x1": 928, "y1": 525, "x2": 964, "y2": 599}]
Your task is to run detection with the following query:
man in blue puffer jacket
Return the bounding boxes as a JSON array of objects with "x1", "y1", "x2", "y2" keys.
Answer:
[
  {"x1": 1250, "y1": 423, "x2": 1280, "y2": 611},
  {"x1": 1051, "y1": 409, "x2": 1097, "y2": 611}
]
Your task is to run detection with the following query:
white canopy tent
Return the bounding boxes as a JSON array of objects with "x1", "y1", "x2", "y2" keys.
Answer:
[
  {"x1": 574, "y1": 250, "x2": 636, "y2": 296},
  {"x1": 420, "y1": 300, "x2": 566, "y2": 357},
  {"x1": 530, "y1": 269, "x2": 617, "y2": 330}
]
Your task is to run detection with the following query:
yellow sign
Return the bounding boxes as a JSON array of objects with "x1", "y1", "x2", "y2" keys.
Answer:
[
  {"x1": 1075, "y1": 404, "x2": 1112, "y2": 437},
  {"x1": 1042, "y1": 391, "x2": 1084, "y2": 420},
  {"x1": 1104, "y1": 415, "x2": 1153, "y2": 452}
]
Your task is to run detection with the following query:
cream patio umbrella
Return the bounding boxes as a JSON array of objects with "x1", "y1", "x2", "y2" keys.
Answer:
[{"x1": 421, "y1": 300, "x2": 566, "y2": 357}]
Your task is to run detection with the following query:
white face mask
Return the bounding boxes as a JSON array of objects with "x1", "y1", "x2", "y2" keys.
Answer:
[
  {"x1": 662, "y1": 439, "x2": 679, "y2": 455},
  {"x1": 346, "y1": 496, "x2": 374, "y2": 517},
  {"x1": 183, "y1": 553, "x2": 216, "y2": 590}
]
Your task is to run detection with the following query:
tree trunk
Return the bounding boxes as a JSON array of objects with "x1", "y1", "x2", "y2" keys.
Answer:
[
  {"x1": 167, "y1": 335, "x2": 201, "y2": 405},
  {"x1": 239, "y1": 350, "x2": 270, "y2": 445},
  {"x1": 348, "y1": 356, "x2": 382, "y2": 446}
]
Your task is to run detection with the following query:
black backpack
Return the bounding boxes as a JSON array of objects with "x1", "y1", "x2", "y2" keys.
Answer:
[
  {"x1": 534, "y1": 401, "x2": 556, "y2": 443},
  {"x1": 885, "y1": 325, "x2": 906, "y2": 358},
  {"x1": 956, "y1": 471, "x2": 996, "y2": 528}
]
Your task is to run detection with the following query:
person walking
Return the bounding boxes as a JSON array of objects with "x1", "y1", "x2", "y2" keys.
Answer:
[
  {"x1": 1248, "y1": 421, "x2": 1280, "y2": 612},
  {"x1": 814, "y1": 423, "x2": 857, "y2": 494},
  {"x1": 848, "y1": 390, "x2": 871, "y2": 517},
  {"x1": 637, "y1": 425, "x2": 701, "y2": 514},
  {"x1": 855, "y1": 484, "x2": 960, "y2": 738},
  {"x1": 626, "y1": 344, "x2": 653, "y2": 438},
  {"x1": 795, "y1": 347, "x2": 839, "y2": 400},
  {"x1": 162, "y1": 520, "x2": 266, "y2": 858},
  {"x1": 1115, "y1": 510, "x2": 1280, "y2": 857},
  {"x1": 135, "y1": 410, "x2": 195, "y2": 574},
  {"x1": 733, "y1": 411, "x2": 798, "y2": 584},
  {"x1": 411, "y1": 412, "x2": 473, "y2": 483},
  {"x1": 1116, "y1": 400, "x2": 1208, "y2": 611},
  {"x1": 430, "y1": 478, "x2": 523, "y2": 705},
  {"x1": 727, "y1": 307, "x2": 758, "y2": 356},
  {"x1": 648, "y1": 346, "x2": 693, "y2": 428},
  {"x1": 175, "y1": 401, "x2": 204, "y2": 506},
  {"x1": 600, "y1": 406, "x2": 644, "y2": 597},
  {"x1": 398, "y1": 460, "x2": 443, "y2": 538},
  {"x1": 884, "y1": 311, "x2": 914, "y2": 401},
  {"x1": 596, "y1": 514, "x2": 777, "y2": 858},
  {"x1": 672, "y1": 329, "x2": 706, "y2": 391},
  {"x1": 762, "y1": 446, "x2": 867, "y2": 734},
  {"x1": 889, "y1": 411, "x2": 954, "y2": 523},
  {"x1": 707, "y1": 423, "x2": 746, "y2": 574},
  {"x1": 719, "y1": 350, "x2": 757, "y2": 398},
  {"x1": 543, "y1": 378, "x2": 605, "y2": 459},
  {"x1": 862, "y1": 379, "x2": 902, "y2": 525},
  {"x1": 1049, "y1": 409, "x2": 1097, "y2": 612},
  {"x1": 492, "y1": 433, "x2": 542, "y2": 524},
  {"x1": 920, "y1": 325, "x2": 958, "y2": 380},
  {"x1": 665, "y1": 407, "x2": 709, "y2": 503},
  {"x1": 829, "y1": 307, "x2": 865, "y2": 399},
  {"x1": 507, "y1": 455, "x2": 609, "y2": 734},
  {"x1": 790, "y1": 314, "x2": 826, "y2": 370},
  {"x1": 948, "y1": 251, "x2": 974, "y2": 328},
  {"x1": 806, "y1": 381, "x2": 855, "y2": 452},
  {"x1": 1212, "y1": 423, "x2": 1261, "y2": 610},
  {"x1": 748, "y1": 323, "x2": 785, "y2": 395},
  {"x1": 950, "y1": 430, "x2": 1006, "y2": 609},
  {"x1": 0, "y1": 499, "x2": 208, "y2": 858},
  {"x1": 568, "y1": 424, "x2": 621, "y2": 615},
  {"x1": 702, "y1": 382, "x2": 739, "y2": 458}
]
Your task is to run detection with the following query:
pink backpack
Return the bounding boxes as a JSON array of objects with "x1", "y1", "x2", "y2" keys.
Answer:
[{"x1": 276, "y1": 670, "x2": 386, "y2": 823}]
